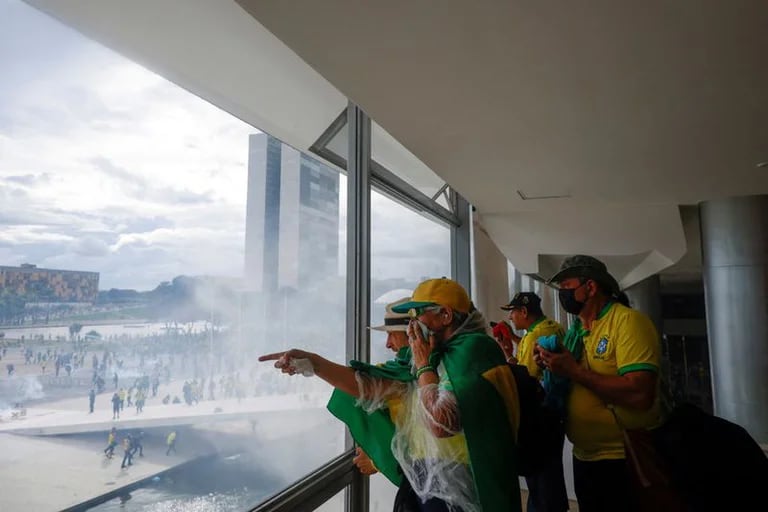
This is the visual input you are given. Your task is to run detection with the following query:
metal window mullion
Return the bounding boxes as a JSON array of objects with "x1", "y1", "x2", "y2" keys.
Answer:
[
  {"x1": 308, "y1": 114, "x2": 458, "y2": 227},
  {"x1": 371, "y1": 162, "x2": 459, "y2": 226},
  {"x1": 451, "y1": 190, "x2": 472, "y2": 294},
  {"x1": 345, "y1": 102, "x2": 371, "y2": 512}
]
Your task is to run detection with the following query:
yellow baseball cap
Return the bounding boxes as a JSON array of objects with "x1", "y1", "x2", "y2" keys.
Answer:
[{"x1": 391, "y1": 278, "x2": 471, "y2": 314}]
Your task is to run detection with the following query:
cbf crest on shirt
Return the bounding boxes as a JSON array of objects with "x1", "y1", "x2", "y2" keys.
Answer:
[{"x1": 595, "y1": 336, "x2": 609, "y2": 358}]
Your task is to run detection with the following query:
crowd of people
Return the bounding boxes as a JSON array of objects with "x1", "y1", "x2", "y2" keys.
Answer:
[
  {"x1": 4, "y1": 254, "x2": 764, "y2": 511},
  {"x1": 102, "y1": 426, "x2": 177, "y2": 469},
  {"x1": 259, "y1": 255, "x2": 768, "y2": 512}
]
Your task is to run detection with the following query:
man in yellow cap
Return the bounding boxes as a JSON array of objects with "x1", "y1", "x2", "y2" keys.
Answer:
[{"x1": 260, "y1": 278, "x2": 522, "y2": 512}]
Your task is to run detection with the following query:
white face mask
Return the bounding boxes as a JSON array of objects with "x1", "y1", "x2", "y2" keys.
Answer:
[{"x1": 416, "y1": 320, "x2": 432, "y2": 340}]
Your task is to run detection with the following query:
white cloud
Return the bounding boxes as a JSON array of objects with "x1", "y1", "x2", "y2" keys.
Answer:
[
  {"x1": 0, "y1": 0, "x2": 451, "y2": 292},
  {"x1": 0, "y1": 225, "x2": 74, "y2": 245}
]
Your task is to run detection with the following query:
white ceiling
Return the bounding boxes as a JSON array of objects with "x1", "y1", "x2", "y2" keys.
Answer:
[{"x1": 25, "y1": 0, "x2": 768, "y2": 287}]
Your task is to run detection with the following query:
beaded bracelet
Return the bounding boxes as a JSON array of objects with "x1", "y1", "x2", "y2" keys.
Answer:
[{"x1": 415, "y1": 365, "x2": 435, "y2": 378}]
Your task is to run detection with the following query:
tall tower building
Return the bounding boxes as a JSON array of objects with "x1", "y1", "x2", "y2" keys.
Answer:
[{"x1": 244, "y1": 133, "x2": 340, "y2": 294}]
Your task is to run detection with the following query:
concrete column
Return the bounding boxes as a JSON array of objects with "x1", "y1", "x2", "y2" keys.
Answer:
[
  {"x1": 471, "y1": 216, "x2": 509, "y2": 325},
  {"x1": 539, "y1": 283, "x2": 557, "y2": 319},
  {"x1": 625, "y1": 274, "x2": 663, "y2": 336},
  {"x1": 700, "y1": 194, "x2": 768, "y2": 443}
]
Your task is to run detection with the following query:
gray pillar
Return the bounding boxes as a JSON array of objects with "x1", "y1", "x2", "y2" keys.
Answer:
[
  {"x1": 540, "y1": 284, "x2": 557, "y2": 320},
  {"x1": 700, "y1": 194, "x2": 768, "y2": 443},
  {"x1": 625, "y1": 275, "x2": 663, "y2": 336},
  {"x1": 451, "y1": 193, "x2": 472, "y2": 295},
  {"x1": 471, "y1": 214, "x2": 509, "y2": 324}
]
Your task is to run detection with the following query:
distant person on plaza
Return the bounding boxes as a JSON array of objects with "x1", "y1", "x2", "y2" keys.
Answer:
[
  {"x1": 104, "y1": 427, "x2": 118, "y2": 458},
  {"x1": 166, "y1": 430, "x2": 177, "y2": 456},
  {"x1": 501, "y1": 292, "x2": 569, "y2": 512},
  {"x1": 135, "y1": 389, "x2": 145, "y2": 414},
  {"x1": 113, "y1": 372, "x2": 118, "y2": 390},
  {"x1": 121, "y1": 434, "x2": 134, "y2": 469},
  {"x1": 96, "y1": 375, "x2": 105, "y2": 393},
  {"x1": 131, "y1": 431, "x2": 145, "y2": 458},
  {"x1": 88, "y1": 388, "x2": 96, "y2": 414},
  {"x1": 537, "y1": 255, "x2": 660, "y2": 512},
  {"x1": 352, "y1": 297, "x2": 411, "y2": 478},
  {"x1": 111, "y1": 391, "x2": 121, "y2": 420},
  {"x1": 6, "y1": 363, "x2": 14, "y2": 376},
  {"x1": 260, "y1": 278, "x2": 523, "y2": 512},
  {"x1": 182, "y1": 381, "x2": 192, "y2": 405},
  {"x1": 152, "y1": 375, "x2": 160, "y2": 397},
  {"x1": 118, "y1": 387, "x2": 126, "y2": 411}
]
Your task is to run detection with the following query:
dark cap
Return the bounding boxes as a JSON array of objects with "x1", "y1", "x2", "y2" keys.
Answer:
[
  {"x1": 500, "y1": 292, "x2": 541, "y2": 311},
  {"x1": 547, "y1": 255, "x2": 620, "y2": 293}
]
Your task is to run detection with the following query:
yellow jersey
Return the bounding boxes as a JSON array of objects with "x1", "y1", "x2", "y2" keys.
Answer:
[
  {"x1": 518, "y1": 316, "x2": 564, "y2": 379},
  {"x1": 566, "y1": 302, "x2": 663, "y2": 461}
]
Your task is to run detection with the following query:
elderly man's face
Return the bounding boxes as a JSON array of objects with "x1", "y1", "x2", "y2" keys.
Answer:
[
  {"x1": 414, "y1": 306, "x2": 454, "y2": 342},
  {"x1": 386, "y1": 331, "x2": 409, "y2": 352}
]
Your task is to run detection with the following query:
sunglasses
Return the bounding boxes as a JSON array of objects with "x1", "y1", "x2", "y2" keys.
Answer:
[{"x1": 407, "y1": 305, "x2": 441, "y2": 318}]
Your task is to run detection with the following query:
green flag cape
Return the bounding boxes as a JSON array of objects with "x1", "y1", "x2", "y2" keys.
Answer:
[{"x1": 327, "y1": 333, "x2": 521, "y2": 512}]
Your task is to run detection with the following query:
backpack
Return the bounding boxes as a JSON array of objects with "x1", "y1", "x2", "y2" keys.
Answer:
[
  {"x1": 652, "y1": 402, "x2": 768, "y2": 510},
  {"x1": 508, "y1": 363, "x2": 564, "y2": 477}
]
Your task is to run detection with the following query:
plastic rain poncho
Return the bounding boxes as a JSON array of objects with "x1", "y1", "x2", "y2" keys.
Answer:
[{"x1": 327, "y1": 310, "x2": 522, "y2": 512}]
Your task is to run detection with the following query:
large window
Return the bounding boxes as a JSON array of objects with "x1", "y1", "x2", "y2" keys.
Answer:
[
  {"x1": 0, "y1": 2, "x2": 345, "y2": 510},
  {"x1": 368, "y1": 191, "x2": 452, "y2": 510}
]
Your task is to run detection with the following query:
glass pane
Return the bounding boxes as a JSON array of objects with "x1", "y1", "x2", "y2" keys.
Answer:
[
  {"x1": 0, "y1": 2, "x2": 345, "y2": 511},
  {"x1": 371, "y1": 122, "x2": 446, "y2": 199},
  {"x1": 370, "y1": 191, "x2": 451, "y2": 364},
  {"x1": 367, "y1": 192, "x2": 451, "y2": 511},
  {"x1": 435, "y1": 190, "x2": 451, "y2": 210},
  {"x1": 370, "y1": 473, "x2": 399, "y2": 512},
  {"x1": 313, "y1": 486, "x2": 347, "y2": 512}
]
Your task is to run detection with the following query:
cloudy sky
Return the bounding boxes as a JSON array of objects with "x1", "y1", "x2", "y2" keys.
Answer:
[{"x1": 0, "y1": 0, "x2": 450, "y2": 291}]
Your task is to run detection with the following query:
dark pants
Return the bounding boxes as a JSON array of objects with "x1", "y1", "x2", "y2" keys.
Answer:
[
  {"x1": 393, "y1": 475, "x2": 457, "y2": 512},
  {"x1": 121, "y1": 450, "x2": 133, "y2": 468},
  {"x1": 525, "y1": 427, "x2": 569, "y2": 512},
  {"x1": 166, "y1": 442, "x2": 176, "y2": 455},
  {"x1": 89, "y1": 400, "x2": 94, "y2": 413},
  {"x1": 573, "y1": 456, "x2": 635, "y2": 512}
]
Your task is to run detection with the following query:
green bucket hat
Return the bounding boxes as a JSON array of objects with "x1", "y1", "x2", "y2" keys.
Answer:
[{"x1": 547, "y1": 255, "x2": 620, "y2": 294}]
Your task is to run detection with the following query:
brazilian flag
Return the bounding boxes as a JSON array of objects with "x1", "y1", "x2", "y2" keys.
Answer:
[{"x1": 327, "y1": 333, "x2": 522, "y2": 512}]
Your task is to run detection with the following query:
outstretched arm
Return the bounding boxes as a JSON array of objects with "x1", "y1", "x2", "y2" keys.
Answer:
[{"x1": 259, "y1": 349, "x2": 361, "y2": 397}]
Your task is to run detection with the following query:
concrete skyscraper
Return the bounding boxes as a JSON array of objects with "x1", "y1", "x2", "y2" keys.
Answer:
[{"x1": 244, "y1": 133, "x2": 340, "y2": 294}]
